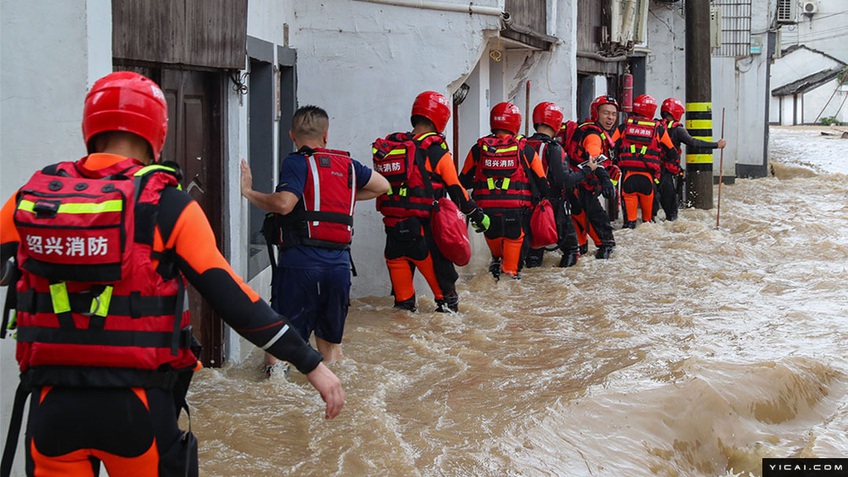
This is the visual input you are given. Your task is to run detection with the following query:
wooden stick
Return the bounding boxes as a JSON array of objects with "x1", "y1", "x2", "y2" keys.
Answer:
[
  {"x1": 715, "y1": 107, "x2": 726, "y2": 229},
  {"x1": 525, "y1": 81, "x2": 531, "y2": 137}
]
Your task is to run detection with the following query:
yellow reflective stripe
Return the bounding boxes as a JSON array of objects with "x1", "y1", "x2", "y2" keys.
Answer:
[
  {"x1": 49, "y1": 282, "x2": 71, "y2": 314},
  {"x1": 630, "y1": 145, "x2": 636, "y2": 153},
  {"x1": 640, "y1": 146, "x2": 647, "y2": 155},
  {"x1": 386, "y1": 149, "x2": 406, "y2": 157},
  {"x1": 487, "y1": 177, "x2": 495, "y2": 190},
  {"x1": 386, "y1": 185, "x2": 394, "y2": 195},
  {"x1": 399, "y1": 187, "x2": 408, "y2": 197},
  {"x1": 610, "y1": 180, "x2": 619, "y2": 186},
  {"x1": 686, "y1": 102, "x2": 712, "y2": 113},
  {"x1": 686, "y1": 119, "x2": 713, "y2": 130},
  {"x1": 636, "y1": 121, "x2": 654, "y2": 126},
  {"x1": 498, "y1": 146, "x2": 518, "y2": 153},
  {"x1": 90, "y1": 286, "x2": 113, "y2": 317},
  {"x1": 686, "y1": 153, "x2": 714, "y2": 164},
  {"x1": 135, "y1": 164, "x2": 175, "y2": 176},
  {"x1": 18, "y1": 199, "x2": 123, "y2": 214},
  {"x1": 502, "y1": 178, "x2": 511, "y2": 189}
]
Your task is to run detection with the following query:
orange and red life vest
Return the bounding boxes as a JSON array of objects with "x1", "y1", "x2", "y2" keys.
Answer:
[
  {"x1": 12, "y1": 158, "x2": 196, "y2": 388},
  {"x1": 662, "y1": 120, "x2": 684, "y2": 175},
  {"x1": 617, "y1": 117, "x2": 664, "y2": 178},
  {"x1": 372, "y1": 132, "x2": 445, "y2": 220},
  {"x1": 566, "y1": 122, "x2": 615, "y2": 194},
  {"x1": 471, "y1": 135, "x2": 534, "y2": 212}
]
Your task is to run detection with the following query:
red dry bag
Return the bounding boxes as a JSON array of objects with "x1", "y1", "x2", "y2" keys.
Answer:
[
  {"x1": 430, "y1": 198, "x2": 471, "y2": 266},
  {"x1": 529, "y1": 199, "x2": 558, "y2": 249}
]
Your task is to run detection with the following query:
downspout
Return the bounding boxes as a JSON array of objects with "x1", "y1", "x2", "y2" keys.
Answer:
[{"x1": 353, "y1": 0, "x2": 504, "y2": 17}]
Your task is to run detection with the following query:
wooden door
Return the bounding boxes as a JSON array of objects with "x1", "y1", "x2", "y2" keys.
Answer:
[{"x1": 160, "y1": 69, "x2": 225, "y2": 367}]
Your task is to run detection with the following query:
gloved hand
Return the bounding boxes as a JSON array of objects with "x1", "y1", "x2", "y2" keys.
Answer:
[
  {"x1": 601, "y1": 177, "x2": 616, "y2": 199},
  {"x1": 468, "y1": 208, "x2": 490, "y2": 233}
]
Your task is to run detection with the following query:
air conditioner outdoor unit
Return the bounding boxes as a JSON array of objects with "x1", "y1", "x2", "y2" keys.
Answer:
[
  {"x1": 802, "y1": 0, "x2": 818, "y2": 15},
  {"x1": 776, "y1": 0, "x2": 798, "y2": 24}
]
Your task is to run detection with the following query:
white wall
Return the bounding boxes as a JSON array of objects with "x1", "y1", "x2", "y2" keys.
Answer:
[
  {"x1": 769, "y1": 47, "x2": 843, "y2": 124},
  {"x1": 0, "y1": 2, "x2": 113, "y2": 473},
  {"x1": 779, "y1": 0, "x2": 848, "y2": 63},
  {"x1": 644, "y1": 2, "x2": 687, "y2": 107},
  {"x1": 803, "y1": 79, "x2": 848, "y2": 123}
]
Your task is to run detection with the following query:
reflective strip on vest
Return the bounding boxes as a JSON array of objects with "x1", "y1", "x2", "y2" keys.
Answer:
[{"x1": 18, "y1": 199, "x2": 123, "y2": 215}]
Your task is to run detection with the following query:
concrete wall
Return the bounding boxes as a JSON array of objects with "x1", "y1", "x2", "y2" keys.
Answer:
[
  {"x1": 779, "y1": 0, "x2": 848, "y2": 63},
  {"x1": 769, "y1": 48, "x2": 844, "y2": 125}
]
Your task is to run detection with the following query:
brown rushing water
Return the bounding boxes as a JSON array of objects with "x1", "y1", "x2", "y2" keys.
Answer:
[{"x1": 190, "y1": 127, "x2": 848, "y2": 477}]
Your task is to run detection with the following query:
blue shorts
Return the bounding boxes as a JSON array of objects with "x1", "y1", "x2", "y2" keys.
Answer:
[{"x1": 273, "y1": 266, "x2": 351, "y2": 344}]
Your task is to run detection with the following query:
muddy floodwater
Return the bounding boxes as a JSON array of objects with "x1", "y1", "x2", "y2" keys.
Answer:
[{"x1": 189, "y1": 126, "x2": 848, "y2": 477}]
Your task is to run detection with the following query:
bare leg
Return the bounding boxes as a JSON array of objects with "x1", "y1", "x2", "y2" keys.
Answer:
[{"x1": 315, "y1": 337, "x2": 343, "y2": 362}]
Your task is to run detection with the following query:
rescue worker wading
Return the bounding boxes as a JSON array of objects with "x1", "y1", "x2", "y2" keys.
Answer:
[
  {"x1": 460, "y1": 102, "x2": 549, "y2": 280},
  {"x1": 525, "y1": 102, "x2": 599, "y2": 268},
  {"x1": 615, "y1": 94, "x2": 678, "y2": 228},
  {"x1": 657, "y1": 97, "x2": 726, "y2": 221},
  {"x1": 565, "y1": 95, "x2": 618, "y2": 259},
  {"x1": 373, "y1": 91, "x2": 489, "y2": 312},
  {"x1": 0, "y1": 72, "x2": 343, "y2": 477}
]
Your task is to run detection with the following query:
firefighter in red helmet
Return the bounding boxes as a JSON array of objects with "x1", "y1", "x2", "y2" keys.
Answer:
[
  {"x1": 525, "y1": 101, "x2": 599, "y2": 268},
  {"x1": 563, "y1": 95, "x2": 618, "y2": 259},
  {"x1": 614, "y1": 94, "x2": 677, "y2": 228},
  {"x1": 371, "y1": 91, "x2": 488, "y2": 312},
  {"x1": 1, "y1": 71, "x2": 344, "y2": 477},
  {"x1": 460, "y1": 102, "x2": 549, "y2": 279},
  {"x1": 657, "y1": 97, "x2": 726, "y2": 221}
]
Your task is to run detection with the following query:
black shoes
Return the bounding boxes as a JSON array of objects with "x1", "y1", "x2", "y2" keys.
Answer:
[
  {"x1": 435, "y1": 290, "x2": 459, "y2": 313},
  {"x1": 393, "y1": 296, "x2": 417, "y2": 312},
  {"x1": 558, "y1": 252, "x2": 579, "y2": 268},
  {"x1": 622, "y1": 221, "x2": 637, "y2": 229},
  {"x1": 524, "y1": 251, "x2": 543, "y2": 268},
  {"x1": 489, "y1": 257, "x2": 502, "y2": 280},
  {"x1": 595, "y1": 245, "x2": 615, "y2": 259}
]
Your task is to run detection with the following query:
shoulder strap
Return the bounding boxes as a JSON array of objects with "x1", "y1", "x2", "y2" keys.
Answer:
[{"x1": 1, "y1": 380, "x2": 30, "y2": 477}]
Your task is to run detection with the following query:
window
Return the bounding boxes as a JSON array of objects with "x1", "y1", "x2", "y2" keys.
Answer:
[{"x1": 711, "y1": 0, "x2": 753, "y2": 57}]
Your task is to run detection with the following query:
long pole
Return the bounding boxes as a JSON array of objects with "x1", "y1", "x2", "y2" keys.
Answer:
[
  {"x1": 715, "y1": 108, "x2": 726, "y2": 229},
  {"x1": 525, "y1": 80, "x2": 531, "y2": 137}
]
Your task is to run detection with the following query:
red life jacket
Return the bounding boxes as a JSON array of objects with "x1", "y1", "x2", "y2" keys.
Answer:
[
  {"x1": 525, "y1": 135, "x2": 557, "y2": 173},
  {"x1": 662, "y1": 120, "x2": 683, "y2": 175},
  {"x1": 617, "y1": 117, "x2": 663, "y2": 178},
  {"x1": 566, "y1": 122, "x2": 614, "y2": 194},
  {"x1": 372, "y1": 132, "x2": 445, "y2": 220},
  {"x1": 279, "y1": 148, "x2": 356, "y2": 250},
  {"x1": 12, "y1": 157, "x2": 197, "y2": 388},
  {"x1": 471, "y1": 134, "x2": 533, "y2": 212},
  {"x1": 566, "y1": 122, "x2": 614, "y2": 171}
]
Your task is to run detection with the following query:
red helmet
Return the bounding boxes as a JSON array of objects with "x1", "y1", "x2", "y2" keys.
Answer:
[
  {"x1": 633, "y1": 94, "x2": 658, "y2": 118},
  {"x1": 411, "y1": 91, "x2": 451, "y2": 133},
  {"x1": 661, "y1": 97, "x2": 685, "y2": 122},
  {"x1": 82, "y1": 71, "x2": 168, "y2": 161},
  {"x1": 590, "y1": 95, "x2": 620, "y2": 122},
  {"x1": 532, "y1": 102, "x2": 564, "y2": 132},
  {"x1": 490, "y1": 102, "x2": 522, "y2": 135}
]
